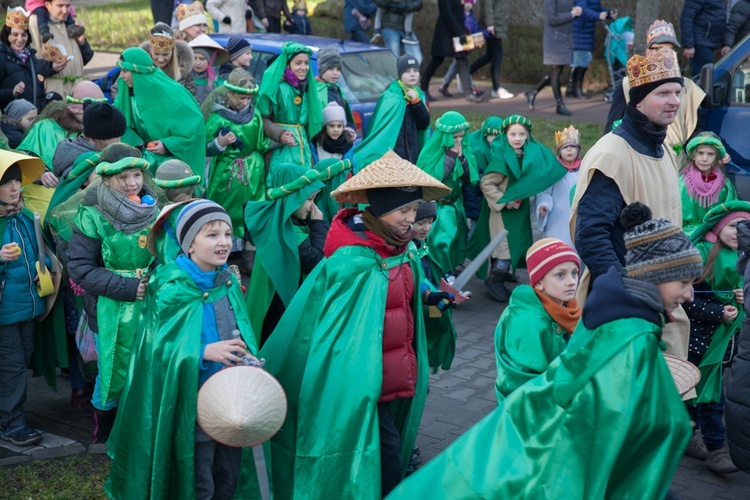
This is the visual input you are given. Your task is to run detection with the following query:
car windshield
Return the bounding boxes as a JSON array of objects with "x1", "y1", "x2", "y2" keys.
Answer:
[{"x1": 337, "y1": 51, "x2": 396, "y2": 103}]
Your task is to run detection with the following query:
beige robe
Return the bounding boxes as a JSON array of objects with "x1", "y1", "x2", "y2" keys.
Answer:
[
  {"x1": 569, "y1": 132, "x2": 691, "y2": 360},
  {"x1": 480, "y1": 172, "x2": 512, "y2": 260},
  {"x1": 29, "y1": 14, "x2": 85, "y2": 98}
]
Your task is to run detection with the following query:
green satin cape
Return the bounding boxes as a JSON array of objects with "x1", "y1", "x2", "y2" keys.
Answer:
[
  {"x1": 17, "y1": 118, "x2": 72, "y2": 168},
  {"x1": 387, "y1": 317, "x2": 691, "y2": 499},
  {"x1": 105, "y1": 261, "x2": 260, "y2": 499},
  {"x1": 679, "y1": 176, "x2": 738, "y2": 238},
  {"x1": 417, "y1": 242, "x2": 457, "y2": 371},
  {"x1": 260, "y1": 242, "x2": 429, "y2": 499}
]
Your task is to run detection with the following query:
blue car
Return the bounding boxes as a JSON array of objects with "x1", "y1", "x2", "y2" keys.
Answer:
[{"x1": 210, "y1": 33, "x2": 398, "y2": 139}]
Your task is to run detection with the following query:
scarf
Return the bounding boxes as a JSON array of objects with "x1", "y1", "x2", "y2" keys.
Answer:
[
  {"x1": 362, "y1": 209, "x2": 415, "y2": 247},
  {"x1": 12, "y1": 47, "x2": 30, "y2": 63},
  {"x1": 96, "y1": 182, "x2": 158, "y2": 234},
  {"x1": 683, "y1": 164, "x2": 725, "y2": 207},
  {"x1": 533, "y1": 289, "x2": 581, "y2": 334},
  {"x1": 558, "y1": 157, "x2": 581, "y2": 172},
  {"x1": 212, "y1": 100, "x2": 255, "y2": 125},
  {"x1": 622, "y1": 104, "x2": 667, "y2": 157},
  {"x1": 284, "y1": 67, "x2": 306, "y2": 92},
  {"x1": 0, "y1": 197, "x2": 24, "y2": 218},
  {"x1": 320, "y1": 134, "x2": 352, "y2": 155},
  {"x1": 622, "y1": 276, "x2": 669, "y2": 326}
]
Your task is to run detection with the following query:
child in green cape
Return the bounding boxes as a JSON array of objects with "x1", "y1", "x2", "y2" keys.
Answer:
[
  {"x1": 203, "y1": 67, "x2": 268, "y2": 243},
  {"x1": 106, "y1": 200, "x2": 261, "y2": 500},
  {"x1": 683, "y1": 201, "x2": 750, "y2": 474},
  {"x1": 494, "y1": 238, "x2": 581, "y2": 404},
  {"x1": 314, "y1": 46, "x2": 356, "y2": 141},
  {"x1": 256, "y1": 41, "x2": 322, "y2": 172},
  {"x1": 416, "y1": 111, "x2": 477, "y2": 284},
  {"x1": 480, "y1": 115, "x2": 564, "y2": 303}
]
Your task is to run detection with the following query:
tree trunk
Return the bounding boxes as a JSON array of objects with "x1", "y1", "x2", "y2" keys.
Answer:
[{"x1": 633, "y1": 0, "x2": 663, "y2": 54}]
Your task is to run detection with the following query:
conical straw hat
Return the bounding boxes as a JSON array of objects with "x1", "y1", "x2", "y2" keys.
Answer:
[
  {"x1": 662, "y1": 353, "x2": 701, "y2": 397},
  {"x1": 0, "y1": 150, "x2": 45, "y2": 186},
  {"x1": 197, "y1": 366, "x2": 287, "y2": 447},
  {"x1": 332, "y1": 150, "x2": 450, "y2": 204}
]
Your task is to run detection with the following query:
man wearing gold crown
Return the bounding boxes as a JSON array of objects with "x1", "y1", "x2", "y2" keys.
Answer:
[
  {"x1": 29, "y1": 0, "x2": 93, "y2": 98},
  {"x1": 605, "y1": 20, "x2": 706, "y2": 151},
  {"x1": 571, "y1": 48, "x2": 693, "y2": 365}
]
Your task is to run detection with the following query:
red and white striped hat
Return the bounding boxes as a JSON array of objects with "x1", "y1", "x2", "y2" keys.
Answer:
[{"x1": 526, "y1": 238, "x2": 580, "y2": 287}]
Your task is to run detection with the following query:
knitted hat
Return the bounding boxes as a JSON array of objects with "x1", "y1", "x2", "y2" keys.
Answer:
[
  {"x1": 627, "y1": 48, "x2": 683, "y2": 106},
  {"x1": 621, "y1": 202, "x2": 703, "y2": 285},
  {"x1": 154, "y1": 159, "x2": 201, "y2": 189},
  {"x1": 226, "y1": 36, "x2": 252, "y2": 61},
  {"x1": 96, "y1": 156, "x2": 150, "y2": 176},
  {"x1": 686, "y1": 132, "x2": 727, "y2": 159},
  {"x1": 646, "y1": 20, "x2": 680, "y2": 49},
  {"x1": 176, "y1": 1, "x2": 208, "y2": 31},
  {"x1": 188, "y1": 33, "x2": 229, "y2": 66},
  {"x1": 322, "y1": 101, "x2": 346, "y2": 126},
  {"x1": 83, "y1": 103, "x2": 126, "y2": 140},
  {"x1": 526, "y1": 238, "x2": 580, "y2": 287},
  {"x1": 317, "y1": 46, "x2": 342, "y2": 76},
  {"x1": 415, "y1": 201, "x2": 436, "y2": 222},
  {"x1": 100, "y1": 142, "x2": 142, "y2": 163},
  {"x1": 176, "y1": 200, "x2": 232, "y2": 254},
  {"x1": 4, "y1": 99, "x2": 35, "y2": 121},
  {"x1": 367, "y1": 187, "x2": 424, "y2": 217},
  {"x1": 397, "y1": 54, "x2": 420, "y2": 77}
]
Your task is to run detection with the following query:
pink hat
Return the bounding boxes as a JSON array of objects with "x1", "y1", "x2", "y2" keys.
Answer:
[{"x1": 706, "y1": 211, "x2": 750, "y2": 242}]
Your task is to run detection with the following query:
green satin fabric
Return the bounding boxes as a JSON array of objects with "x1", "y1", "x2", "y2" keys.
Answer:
[
  {"x1": 679, "y1": 177, "x2": 738, "y2": 238},
  {"x1": 76, "y1": 206, "x2": 155, "y2": 404},
  {"x1": 154, "y1": 206, "x2": 184, "y2": 265},
  {"x1": 266, "y1": 82, "x2": 315, "y2": 170},
  {"x1": 205, "y1": 110, "x2": 269, "y2": 239},
  {"x1": 502, "y1": 199, "x2": 533, "y2": 270},
  {"x1": 353, "y1": 80, "x2": 428, "y2": 170},
  {"x1": 693, "y1": 242, "x2": 744, "y2": 403},
  {"x1": 494, "y1": 285, "x2": 567, "y2": 404},
  {"x1": 17, "y1": 119, "x2": 72, "y2": 168},
  {"x1": 417, "y1": 243, "x2": 457, "y2": 371},
  {"x1": 47, "y1": 152, "x2": 100, "y2": 223},
  {"x1": 465, "y1": 129, "x2": 493, "y2": 274},
  {"x1": 314, "y1": 79, "x2": 355, "y2": 125},
  {"x1": 313, "y1": 158, "x2": 350, "y2": 222},
  {"x1": 105, "y1": 262, "x2": 260, "y2": 499},
  {"x1": 388, "y1": 317, "x2": 691, "y2": 499},
  {"x1": 260, "y1": 242, "x2": 429, "y2": 499}
]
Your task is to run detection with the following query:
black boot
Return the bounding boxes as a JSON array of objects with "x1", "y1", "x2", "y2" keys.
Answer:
[
  {"x1": 551, "y1": 72, "x2": 571, "y2": 116},
  {"x1": 92, "y1": 408, "x2": 117, "y2": 444},
  {"x1": 485, "y1": 269, "x2": 509, "y2": 303},
  {"x1": 524, "y1": 75, "x2": 550, "y2": 110},
  {"x1": 574, "y1": 67, "x2": 589, "y2": 99},
  {"x1": 565, "y1": 69, "x2": 576, "y2": 98}
]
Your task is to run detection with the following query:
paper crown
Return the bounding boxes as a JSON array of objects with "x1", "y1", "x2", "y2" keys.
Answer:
[
  {"x1": 293, "y1": 0, "x2": 307, "y2": 10},
  {"x1": 150, "y1": 29, "x2": 175, "y2": 53},
  {"x1": 554, "y1": 126, "x2": 580, "y2": 150},
  {"x1": 5, "y1": 7, "x2": 29, "y2": 30},
  {"x1": 646, "y1": 20, "x2": 679, "y2": 49},
  {"x1": 627, "y1": 48, "x2": 681, "y2": 89},
  {"x1": 176, "y1": 1, "x2": 207, "y2": 30}
]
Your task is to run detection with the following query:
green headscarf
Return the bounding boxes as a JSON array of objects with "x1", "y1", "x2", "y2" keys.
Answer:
[
  {"x1": 256, "y1": 42, "x2": 322, "y2": 139},
  {"x1": 468, "y1": 116, "x2": 503, "y2": 173},
  {"x1": 690, "y1": 200, "x2": 750, "y2": 245},
  {"x1": 485, "y1": 115, "x2": 566, "y2": 202},
  {"x1": 114, "y1": 47, "x2": 206, "y2": 175},
  {"x1": 417, "y1": 111, "x2": 476, "y2": 185},
  {"x1": 686, "y1": 132, "x2": 727, "y2": 159}
]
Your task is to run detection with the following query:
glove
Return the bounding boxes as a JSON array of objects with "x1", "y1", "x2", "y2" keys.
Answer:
[
  {"x1": 222, "y1": 16, "x2": 231, "y2": 24},
  {"x1": 424, "y1": 291, "x2": 455, "y2": 311}
]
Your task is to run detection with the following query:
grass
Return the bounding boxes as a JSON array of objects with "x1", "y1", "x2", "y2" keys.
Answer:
[{"x1": 0, "y1": 454, "x2": 111, "y2": 499}]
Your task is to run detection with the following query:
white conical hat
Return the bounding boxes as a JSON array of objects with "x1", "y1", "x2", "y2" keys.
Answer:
[
  {"x1": 197, "y1": 366, "x2": 287, "y2": 447},
  {"x1": 662, "y1": 353, "x2": 701, "y2": 397},
  {"x1": 331, "y1": 150, "x2": 450, "y2": 204}
]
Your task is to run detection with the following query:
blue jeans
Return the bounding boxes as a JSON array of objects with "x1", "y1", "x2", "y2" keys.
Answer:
[
  {"x1": 572, "y1": 50, "x2": 593, "y2": 68},
  {"x1": 350, "y1": 29, "x2": 370, "y2": 44},
  {"x1": 689, "y1": 46, "x2": 715, "y2": 77},
  {"x1": 382, "y1": 28, "x2": 423, "y2": 64}
]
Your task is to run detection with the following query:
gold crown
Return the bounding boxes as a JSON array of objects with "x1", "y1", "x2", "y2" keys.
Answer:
[
  {"x1": 554, "y1": 126, "x2": 580, "y2": 150},
  {"x1": 646, "y1": 20, "x2": 677, "y2": 47},
  {"x1": 5, "y1": 7, "x2": 29, "y2": 31},
  {"x1": 627, "y1": 48, "x2": 681, "y2": 89},
  {"x1": 176, "y1": 1, "x2": 205, "y2": 22},
  {"x1": 149, "y1": 30, "x2": 175, "y2": 53},
  {"x1": 294, "y1": 0, "x2": 307, "y2": 10}
]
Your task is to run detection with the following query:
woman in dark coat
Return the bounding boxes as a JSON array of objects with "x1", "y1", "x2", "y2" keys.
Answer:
[
  {"x1": 524, "y1": 0, "x2": 581, "y2": 116},
  {"x1": 0, "y1": 10, "x2": 65, "y2": 112},
  {"x1": 419, "y1": 0, "x2": 481, "y2": 103}
]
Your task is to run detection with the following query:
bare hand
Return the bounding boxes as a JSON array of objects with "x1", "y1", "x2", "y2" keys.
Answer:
[
  {"x1": 684, "y1": 47, "x2": 695, "y2": 59},
  {"x1": 217, "y1": 130, "x2": 237, "y2": 147},
  {"x1": 135, "y1": 280, "x2": 147, "y2": 300},
  {"x1": 734, "y1": 288, "x2": 744, "y2": 305},
  {"x1": 40, "y1": 171, "x2": 59, "y2": 188},
  {"x1": 203, "y1": 338, "x2": 249, "y2": 366},
  {"x1": 13, "y1": 81, "x2": 25, "y2": 96},
  {"x1": 309, "y1": 203, "x2": 323, "y2": 221},
  {"x1": 599, "y1": 11, "x2": 608, "y2": 20},
  {"x1": 723, "y1": 305, "x2": 738, "y2": 321},
  {"x1": 505, "y1": 201, "x2": 522, "y2": 210},
  {"x1": 722, "y1": 153, "x2": 732, "y2": 164},
  {"x1": 52, "y1": 59, "x2": 68, "y2": 72},
  {"x1": 0, "y1": 242, "x2": 21, "y2": 262},
  {"x1": 571, "y1": 6, "x2": 582, "y2": 17},
  {"x1": 146, "y1": 140, "x2": 167, "y2": 154},
  {"x1": 405, "y1": 88, "x2": 418, "y2": 101},
  {"x1": 344, "y1": 127, "x2": 357, "y2": 143},
  {"x1": 538, "y1": 206, "x2": 548, "y2": 216},
  {"x1": 280, "y1": 130, "x2": 297, "y2": 146},
  {"x1": 721, "y1": 46, "x2": 731, "y2": 57},
  {"x1": 262, "y1": 18, "x2": 269, "y2": 28},
  {"x1": 487, "y1": 26, "x2": 495, "y2": 37}
]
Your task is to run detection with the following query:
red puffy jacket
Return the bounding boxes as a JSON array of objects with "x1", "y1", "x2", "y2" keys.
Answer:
[{"x1": 324, "y1": 210, "x2": 417, "y2": 402}]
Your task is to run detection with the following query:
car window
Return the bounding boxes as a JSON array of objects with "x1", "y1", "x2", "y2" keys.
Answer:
[
  {"x1": 729, "y1": 55, "x2": 750, "y2": 104},
  {"x1": 337, "y1": 51, "x2": 397, "y2": 103},
  {"x1": 250, "y1": 51, "x2": 277, "y2": 82}
]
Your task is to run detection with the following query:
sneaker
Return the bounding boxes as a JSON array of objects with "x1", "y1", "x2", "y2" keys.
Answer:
[
  {"x1": 1, "y1": 424, "x2": 42, "y2": 447},
  {"x1": 472, "y1": 87, "x2": 485, "y2": 97},
  {"x1": 684, "y1": 434, "x2": 708, "y2": 460},
  {"x1": 465, "y1": 92, "x2": 482, "y2": 103},
  {"x1": 402, "y1": 33, "x2": 419, "y2": 45},
  {"x1": 494, "y1": 86, "x2": 514, "y2": 99},
  {"x1": 409, "y1": 452, "x2": 422, "y2": 467},
  {"x1": 370, "y1": 32, "x2": 382, "y2": 44},
  {"x1": 705, "y1": 448, "x2": 738, "y2": 474},
  {"x1": 40, "y1": 29, "x2": 53, "y2": 43},
  {"x1": 67, "y1": 24, "x2": 85, "y2": 39},
  {"x1": 438, "y1": 85, "x2": 453, "y2": 98}
]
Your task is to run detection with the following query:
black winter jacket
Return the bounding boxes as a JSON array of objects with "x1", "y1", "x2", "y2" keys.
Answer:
[
  {"x1": 430, "y1": 0, "x2": 466, "y2": 59},
  {"x1": 394, "y1": 98, "x2": 430, "y2": 164},
  {"x1": 680, "y1": 0, "x2": 727, "y2": 49},
  {"x1": 724, "y1": 0, "x2": 750, "y2": 48},
  {"x1": 0, "y1": 44, "x2": 55, "y2": 112}
]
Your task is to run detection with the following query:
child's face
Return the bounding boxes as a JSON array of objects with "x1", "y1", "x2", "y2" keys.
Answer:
[
  {"x1": 321, "y1": 66, "x2": 341, "y2": 84},
  {"x1": 400, "y1": 68, "x2": 420, "y2": 87},
  {"x1": 559, "y1": 145, "x2": 579, "y2": 163},
  {"x1": 718, "y1": 217, "x2": 744, "y2": 250},
  {"x1": 0, "y1": 178, "x2": 21, "y2": 205},
  {"x1": 533, "y1": 262, "x2": 579, "y2": 304},
  {"x1": 289, "y1": 53, "x2": 310, "y2": 81},
  {"x1": 326, "y1": 121, "x2": 344, "y2": 140},
  {"x1": 657, "y1": 279, "x2": 694, "y2": 312},
  {"x1": 453, "y1": 131, "x2": 465, "y2": 144},
  {"x1": 151, "y1": 50, "x2": 173, "y2": 69},
  {"x1": 506, "y1": 124, "x2": 528, "y2": 152},
  {"x1": 193, "y1": 52, "x2": 209, "y2": 73},
  {"x1": 106, "y1": 169, "x2": 143, "y2": 197},
  {"x1": 226, "y1": 90, "x2": 251, "y2": 111},
  {"x1": 693, "y1": 146, "x2": 717, "y2": 173},
  {"x1": 20, "y1": 109, "x2": 37, "y2": 129},
  {"x1": 412, "y1": 217, "x2": 434, "y2": 241},
  {"x1": 121, "y1": 69, "x2": 133, "y2": 88},
  {"x1": 188, "y1": 220, "x2": 233, "y2": 272},
  {"x1": 379, "y1": 202, "x2": 420, "y2": 236},
  {"x1": 463, "y1": 1, "x2": 474, "y2": 12},
  {"x1": 232, "y1": 51, "x2": 253, "y2": 68},
  {"x1": 292, "y1": 192, "x2": 319, "y2": 220},
  {"x1": 484, "y1": 134, "x2": 496, "y2": 145}
]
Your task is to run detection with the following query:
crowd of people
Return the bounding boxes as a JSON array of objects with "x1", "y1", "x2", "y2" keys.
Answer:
[{"x1": 2, "y1": 0, "x2": 750, "y2": 499}]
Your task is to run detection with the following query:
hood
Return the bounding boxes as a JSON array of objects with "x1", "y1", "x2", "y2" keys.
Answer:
[{"x1": 583, "y1": 267, "x2": 665, "y2": 330}]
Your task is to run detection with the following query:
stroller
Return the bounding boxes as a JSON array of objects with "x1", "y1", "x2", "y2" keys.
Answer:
[{"x1": 603, "y1": 16, "x2": 634, "y2": 102}]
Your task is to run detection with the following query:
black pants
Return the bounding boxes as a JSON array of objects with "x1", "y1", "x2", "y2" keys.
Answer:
[
  {"x1": 194, "y1": 438, "x2": 243, "y2": 500},
  {"x1": 378, "y1": 402, "x2": 403, "y2": 497},
  {"x1": 470, "y1": 37, "x2": 503, "y2": 89},
  {"x1": 421, "y1": 56, "x2": 471, "y2": 97},
  {"x1": 267, "y1": 16, "x2": 282, "y2": 33}
]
